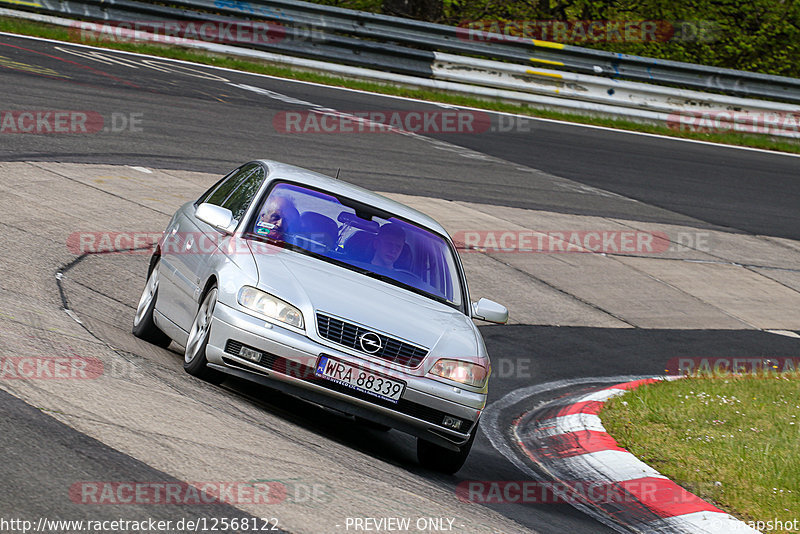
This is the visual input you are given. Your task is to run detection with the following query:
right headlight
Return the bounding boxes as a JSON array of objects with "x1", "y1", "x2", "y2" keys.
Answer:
[
  {"x1": 429, "y1": 359, "x2": 488, "y2": 388},
  {"x1": 238, "y1": 286, "x2": 304, "y2": 329}
]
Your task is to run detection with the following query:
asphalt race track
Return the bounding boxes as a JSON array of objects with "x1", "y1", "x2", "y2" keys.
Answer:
[
  {"x1": 1, "y1": 32, "x2": 799, "y2": 534},
  {"x1": 2, "y1": 34, "x2": 799, "y2": 239}
]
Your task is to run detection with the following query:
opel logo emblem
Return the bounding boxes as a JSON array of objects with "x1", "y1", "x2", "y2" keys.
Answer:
[{"x1": 359, "y1": 332, "x2": 382, "y2": 354}]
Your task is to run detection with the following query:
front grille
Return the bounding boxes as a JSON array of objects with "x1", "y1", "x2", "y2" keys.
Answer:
[
  {"x1": 223, "y1": 339, "x2": 467, "y2": 430},
  {"x1": 316, "y1": 313, "x2": 427, "y2": 368}
]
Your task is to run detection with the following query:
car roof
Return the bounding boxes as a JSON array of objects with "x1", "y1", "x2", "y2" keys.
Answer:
[{"x1": 258, "y1": 160, "x2": 451, "y2": 238}]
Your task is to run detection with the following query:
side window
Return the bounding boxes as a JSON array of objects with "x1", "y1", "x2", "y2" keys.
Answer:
[
  {"x1": 198, "y1": 163, "x2": 257, "y2": 207},
  {"x1": 197, "y1": 172, "x2": 230, "y2": 206},
  {"x1": 222, "y1": 166, "x2": 266, "y2": 222}
]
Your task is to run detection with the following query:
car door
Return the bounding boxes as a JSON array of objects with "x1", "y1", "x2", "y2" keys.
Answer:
[
  {"x1": 156, "y1": 163, "x2": 262, "y2": 333},
  {"x1": 175, "y1": 163, "x2": 266, "y2": 330}
]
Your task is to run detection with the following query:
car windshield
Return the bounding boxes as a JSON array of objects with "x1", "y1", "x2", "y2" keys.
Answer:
[{"x1": 245, "y1": 182, "x2": 463, "y2": 308}]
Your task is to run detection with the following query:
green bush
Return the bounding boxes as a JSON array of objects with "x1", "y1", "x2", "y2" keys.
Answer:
[{"x1": 308, "y1": 0, "x2": 800, "y2": 77}]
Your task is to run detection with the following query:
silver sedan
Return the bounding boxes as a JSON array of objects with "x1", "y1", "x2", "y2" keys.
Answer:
[{"x1": 133, "y1": 160, "x2": 508, "y2": 473}]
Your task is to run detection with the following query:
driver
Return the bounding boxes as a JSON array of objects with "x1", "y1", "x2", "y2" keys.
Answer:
[
  {"x1": 255, "y1": 195, "x2": 299, "y2": 242},
  {"x1": 371, "y1": 223, "x2": 405, "y2": 268}
]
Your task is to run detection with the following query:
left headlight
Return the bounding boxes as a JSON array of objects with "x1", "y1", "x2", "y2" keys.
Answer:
[
  {"x1": 429, "y1": 359, "x2": 488, "y2": 388},
  {"x1": 238, "y1": 286, "x2": 304, "y2": 329}
]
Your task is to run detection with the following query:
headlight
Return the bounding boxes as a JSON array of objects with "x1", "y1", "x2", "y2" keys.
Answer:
[
  {"x1": 429, "y1": 359, "x2": 488, "y2": 388},
  {"x1": 238, "y1": 286, "x2": 304, "y2": 329}
]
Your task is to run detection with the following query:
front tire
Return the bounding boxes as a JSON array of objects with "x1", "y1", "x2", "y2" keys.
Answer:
[
  {"x1": 417, "y1": 424, "x2": 477, "y2": 474},
  {"x1": 132, "y1": 260, "x2": 172, "y2": 348},
  {"x1": 183, "y1": 286, "x2": 224, "y2": 384}
]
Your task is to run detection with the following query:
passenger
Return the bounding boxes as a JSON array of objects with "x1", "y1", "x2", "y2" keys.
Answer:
[
  {"x1": 255, "y1": 195, "x2": 299, "y2": 242},
  {"x1": 371, "y1": 223, "x2": 406, "y2": 268}
]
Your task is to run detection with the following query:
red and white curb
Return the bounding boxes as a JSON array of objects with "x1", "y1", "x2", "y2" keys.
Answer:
[{"x1": 512, "y1": 377, "x2": 760, "y2": 533}]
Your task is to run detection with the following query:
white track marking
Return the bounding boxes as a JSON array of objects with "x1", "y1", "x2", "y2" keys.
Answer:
[
  {"x1": 519, "y1": 413, "x2": 606, "y2": 438},
  {"x1": 64, "y1": 309, "x2": 82, "y2": 324},
  {"x1": 129, "y1": 166, "x2": 152, "y2": 174},
  {"x1": 577, "y1": 388, "x2": 627, "y2": 402},
  {"x1": 766, "y1": 329, "x2": 800, "y2": 338},
  {"x1": 555, "y1": 450, "x2": 667, "y2": 482}
]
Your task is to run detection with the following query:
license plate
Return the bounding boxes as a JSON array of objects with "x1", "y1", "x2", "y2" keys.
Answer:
[
  {"x1": 315, "y1": 355, "x2": 405, "y2": 403},
  {"x1": 239, "y1": 345, "x2": 262, "y2": 363}
]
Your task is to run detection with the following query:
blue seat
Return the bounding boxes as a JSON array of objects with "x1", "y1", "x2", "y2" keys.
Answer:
[
  {"x1": 299, "y1": 212, "x2": 338, "y2": 252},
  {"x1": 342, "y1": 230, "x2": 376, "y2": 262}
]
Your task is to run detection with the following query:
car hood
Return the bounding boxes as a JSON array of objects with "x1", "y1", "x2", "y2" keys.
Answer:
[{"x1": 249, "y1": 244, "x2": 481, "y2": 359}]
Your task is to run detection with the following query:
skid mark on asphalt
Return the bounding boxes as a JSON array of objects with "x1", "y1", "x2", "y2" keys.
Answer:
[
  {"x1": 0, "y1": 40, "x2": 139, "y2": 86},
  {"x1": 0, "y1": 52, "x2": 67, "y2": 77}
]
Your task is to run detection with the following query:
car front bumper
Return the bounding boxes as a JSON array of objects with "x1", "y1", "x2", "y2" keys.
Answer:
[{"x1": 205, "y1": 302, "x2": 485, "y2": 450}]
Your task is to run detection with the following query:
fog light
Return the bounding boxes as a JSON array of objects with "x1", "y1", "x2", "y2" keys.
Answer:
[
  {"x1": 239, "y1": 345, "x2": 262, "y2": 363},
  {"x1": 442, "y1": 416, "x2": 462, "y2": 430}
]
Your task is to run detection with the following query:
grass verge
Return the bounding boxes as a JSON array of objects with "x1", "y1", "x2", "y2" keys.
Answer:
[
  {"x1": 602, "y1": 374, "x2": 800, "y2": 532},
  {"x1": 1, "y1": 15, "x2": 799, "y2": 154}
]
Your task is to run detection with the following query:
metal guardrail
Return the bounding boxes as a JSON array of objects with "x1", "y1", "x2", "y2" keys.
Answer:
[
  {"x1": 434, "y1": 53, "x2": 800, "y2": 117},
  {"x1": 4, "y1": 0, "x2": 800, "y2": 104},
  {"x1": 178, "y1": 0, "x2": 800, "y2": 104},
  {"x1": 3, "y1": 0, "x2": 438, "y2": 75}
]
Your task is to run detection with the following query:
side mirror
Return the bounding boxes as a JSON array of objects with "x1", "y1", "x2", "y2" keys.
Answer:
[
  {"x1": 472, "y1": 298, "x2": 509, "y2": 324},
  {"x1": 196, "y1": 203, "x2": 235, "y2": 233}
]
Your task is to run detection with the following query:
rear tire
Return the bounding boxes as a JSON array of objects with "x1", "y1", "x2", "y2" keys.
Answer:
[
  {"x1": 183, "y1": 286, "x2": 225, "y2": 384},
  {"x1": 417, "y1": 424, "x2": 477, "y2": 474},
  {"x1": 131, "y1": 260, "x2": 172, "y2": 348}
]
